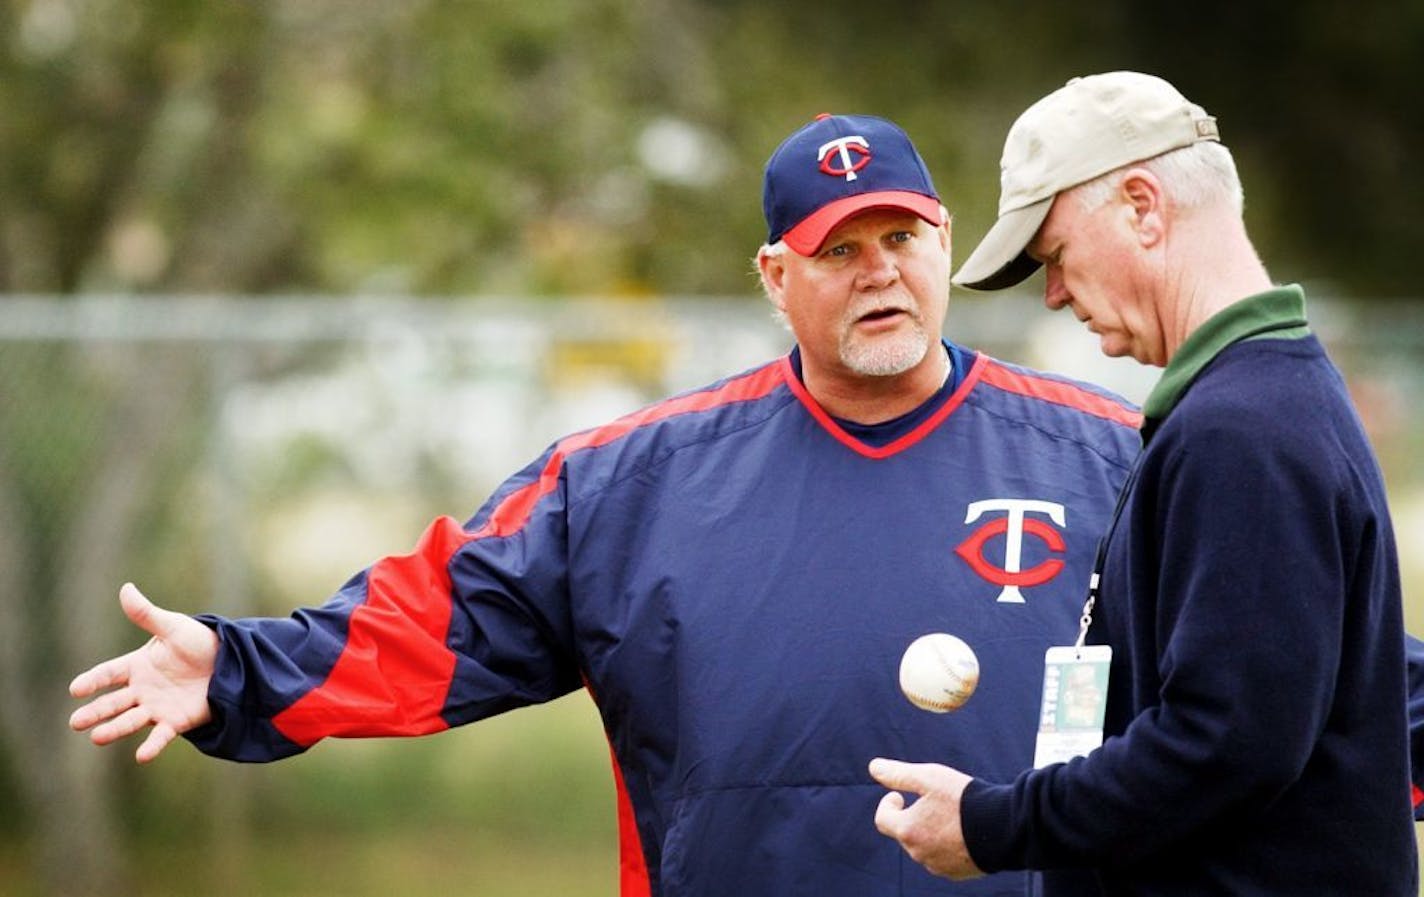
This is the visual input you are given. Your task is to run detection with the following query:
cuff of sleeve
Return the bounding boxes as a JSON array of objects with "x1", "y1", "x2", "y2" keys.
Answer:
[
  {"x1": 180, "y1": 614, "x2": 306, "y2": 763},
  {"x1": 181, "y1": 714, "x2": 229, "y2": 754},
  {"x1": 960, "y1": 777, "x2": 1023, "y2": 873},
  {"x1": 179, "y1": 614, "x2": 228, "y2": 756}
]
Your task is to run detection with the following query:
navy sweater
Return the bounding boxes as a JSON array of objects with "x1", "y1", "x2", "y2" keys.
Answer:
[{"x1": 961, "y1": 288, "x2": 1418, "y2": 895}]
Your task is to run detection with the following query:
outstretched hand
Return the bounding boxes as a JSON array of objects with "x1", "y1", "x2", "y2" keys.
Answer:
[
  {"x1": 869, "y1": 757, "x2": 984, "y2": 880},
  {"x1": 69, "y1": 583, "x2": 218, "y2": 763}
]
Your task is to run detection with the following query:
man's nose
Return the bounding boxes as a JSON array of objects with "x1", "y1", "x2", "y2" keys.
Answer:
[
  {"x1": 1043, "y1": 267, "x2": 1069, "y2": 310},
  {"x1": 856, "y1": 244, "x2": 898, "y2": 289}
]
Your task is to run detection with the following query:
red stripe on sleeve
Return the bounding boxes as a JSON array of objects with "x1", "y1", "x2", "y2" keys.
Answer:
[
  {"x1": 272, "y1": 363, "x2": 787, "y2": 748},
  {"x1": 1413, "y1": 783, "x2": 1423, "y2": 809},
  {"x1": 979, "y1": 360, "x2": 1144, "y2": 429},
  {"x1": 273, "y1": 515, "x2": 474, "y2": 746}
]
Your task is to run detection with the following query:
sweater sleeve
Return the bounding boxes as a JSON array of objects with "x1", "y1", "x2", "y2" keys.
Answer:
[
  {"x1": 961, "y1": 408, "x2": 1357, "y2": 870},
  {"x1": 185, "y1": 448, "x2": 583, "y2": 762}
]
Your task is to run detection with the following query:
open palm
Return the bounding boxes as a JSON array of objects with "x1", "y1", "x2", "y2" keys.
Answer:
[{"x1": 69, "y1": 583, "x2": 219, "y2": 763}]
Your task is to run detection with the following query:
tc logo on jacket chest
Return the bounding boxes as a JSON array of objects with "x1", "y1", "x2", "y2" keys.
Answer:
[{"x1": 955, "y1": 499, "x2": 1067, "y2": 603}]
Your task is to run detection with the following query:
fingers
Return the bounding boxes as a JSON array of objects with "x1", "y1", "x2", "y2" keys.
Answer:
[
  {"x1": 87, "y1": 704, "x2": 154, "y2": 747},
  {"x1": 135, "y1": 723, "x2": 177, "y2": 764},
  {"x1": 869, "y1": 757, "x2": 929, "y2": 794},
  {"x1": 69, "y1": 686, "x2": 136, "y2": 732},
  {"x1": 72, "y1": 585, "x2": 169, "y2": 697},
  {"x1": 871, "y1": 759, "x2": 919, "y2": 841},
  {"x1": 874, "y1": 789, "x2": 909, "y2": 838},
  {"x1": 119, "y1": 582, "x2": 177, "y2": 639},
  {"x1": 73, "y1": 696, "x2": 179, "y2": 763},
  {"x1": 69, "y1": 654, "x2": 131, "y2": 699}
]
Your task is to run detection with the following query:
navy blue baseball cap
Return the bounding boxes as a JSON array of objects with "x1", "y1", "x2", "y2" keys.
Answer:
[{"x1": 762, "y1": 113, "x2": 944, "y2": 256}]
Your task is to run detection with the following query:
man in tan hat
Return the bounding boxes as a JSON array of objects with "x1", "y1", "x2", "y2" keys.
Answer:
[{"x1": 870, "y1": 72, "x2": 1419, "y2": 895}]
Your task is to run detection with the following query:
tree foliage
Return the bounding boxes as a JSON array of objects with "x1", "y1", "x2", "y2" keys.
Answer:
[{"x1": 1, "y1": 0, "x2": 1418, "y2": 299}]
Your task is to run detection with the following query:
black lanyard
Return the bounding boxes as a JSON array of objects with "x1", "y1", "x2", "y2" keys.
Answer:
[{"x1": 1077, "y1": 449, "x2": 1144, "y2": 652}]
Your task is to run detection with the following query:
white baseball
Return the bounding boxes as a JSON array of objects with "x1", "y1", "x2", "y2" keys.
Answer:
[{"x1": 898, "y1": 633, "x2": 980, "y2": 713}]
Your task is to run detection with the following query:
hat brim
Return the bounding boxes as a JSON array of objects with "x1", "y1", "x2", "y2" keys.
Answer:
[
  {"x1": 782, "y1": 191, "x2": 943, "y2": 256},
  {"x1": 950, "y1": 197, "x2": 1054, "y2": 291}
]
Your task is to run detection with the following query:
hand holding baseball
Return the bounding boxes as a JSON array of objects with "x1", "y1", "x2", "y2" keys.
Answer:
[
  {"x1": 869, "y1": 758, "x2": 984, "y2": 880},
  {"x1": 69, "y1": 583, "x2": 219, "y2": 763}
]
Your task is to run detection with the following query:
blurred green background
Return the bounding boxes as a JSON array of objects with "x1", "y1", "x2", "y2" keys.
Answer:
[{"x1": 2, "y1": 1, "x2": 1422, "y2": 895}]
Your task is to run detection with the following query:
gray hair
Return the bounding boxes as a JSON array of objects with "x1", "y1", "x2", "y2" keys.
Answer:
[
  {"x1": 1071, "y1": 141, "x2": 1244, "y2": 217},
  {"x1": 754, "y1": 240, "x2": 792, "y2": 329},
  {"x1": 758, "y1": 240, "x2": 789, "y2": 263}
]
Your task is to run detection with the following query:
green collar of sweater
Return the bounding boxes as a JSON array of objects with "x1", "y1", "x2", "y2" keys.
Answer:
[{"x1": 1143, "y1": 284, "x2": 1310, "y2": 423}]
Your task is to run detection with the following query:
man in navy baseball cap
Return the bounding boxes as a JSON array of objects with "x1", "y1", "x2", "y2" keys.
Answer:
[
  {"x1": 70, "y1": 107, "x2": 1133, "y2": 897},
  {"x1": 762, "y1": 113, "x2": 946, "y2": 256},
  {"x1": 755, "y1": 113, "x2": 956, "y2": 420}
]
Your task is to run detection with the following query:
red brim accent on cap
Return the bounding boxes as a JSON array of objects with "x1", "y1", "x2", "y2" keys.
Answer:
[{"x1": 782, "y1": 191, "x2": 943, "y2": 256}]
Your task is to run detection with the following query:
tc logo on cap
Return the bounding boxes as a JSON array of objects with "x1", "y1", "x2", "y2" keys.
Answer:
[
  {"x1": 817, "y1": 136, "x2": 871, "y2": 181},
  {"x1": 762, "y1": 113, "x2": 940, "y2": 254}
]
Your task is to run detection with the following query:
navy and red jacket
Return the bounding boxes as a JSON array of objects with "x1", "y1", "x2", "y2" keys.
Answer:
[{"x1": 187, "y1": 340, "x2": 1142, "y2": 896}]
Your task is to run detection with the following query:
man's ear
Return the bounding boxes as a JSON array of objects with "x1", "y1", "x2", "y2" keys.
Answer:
[
  {"x1": 757, "y1": 247, "x2": 788, "y2": 314},
  {"x1": 1120, "y1": 168, "x2": 1165, "y2": 248}
]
